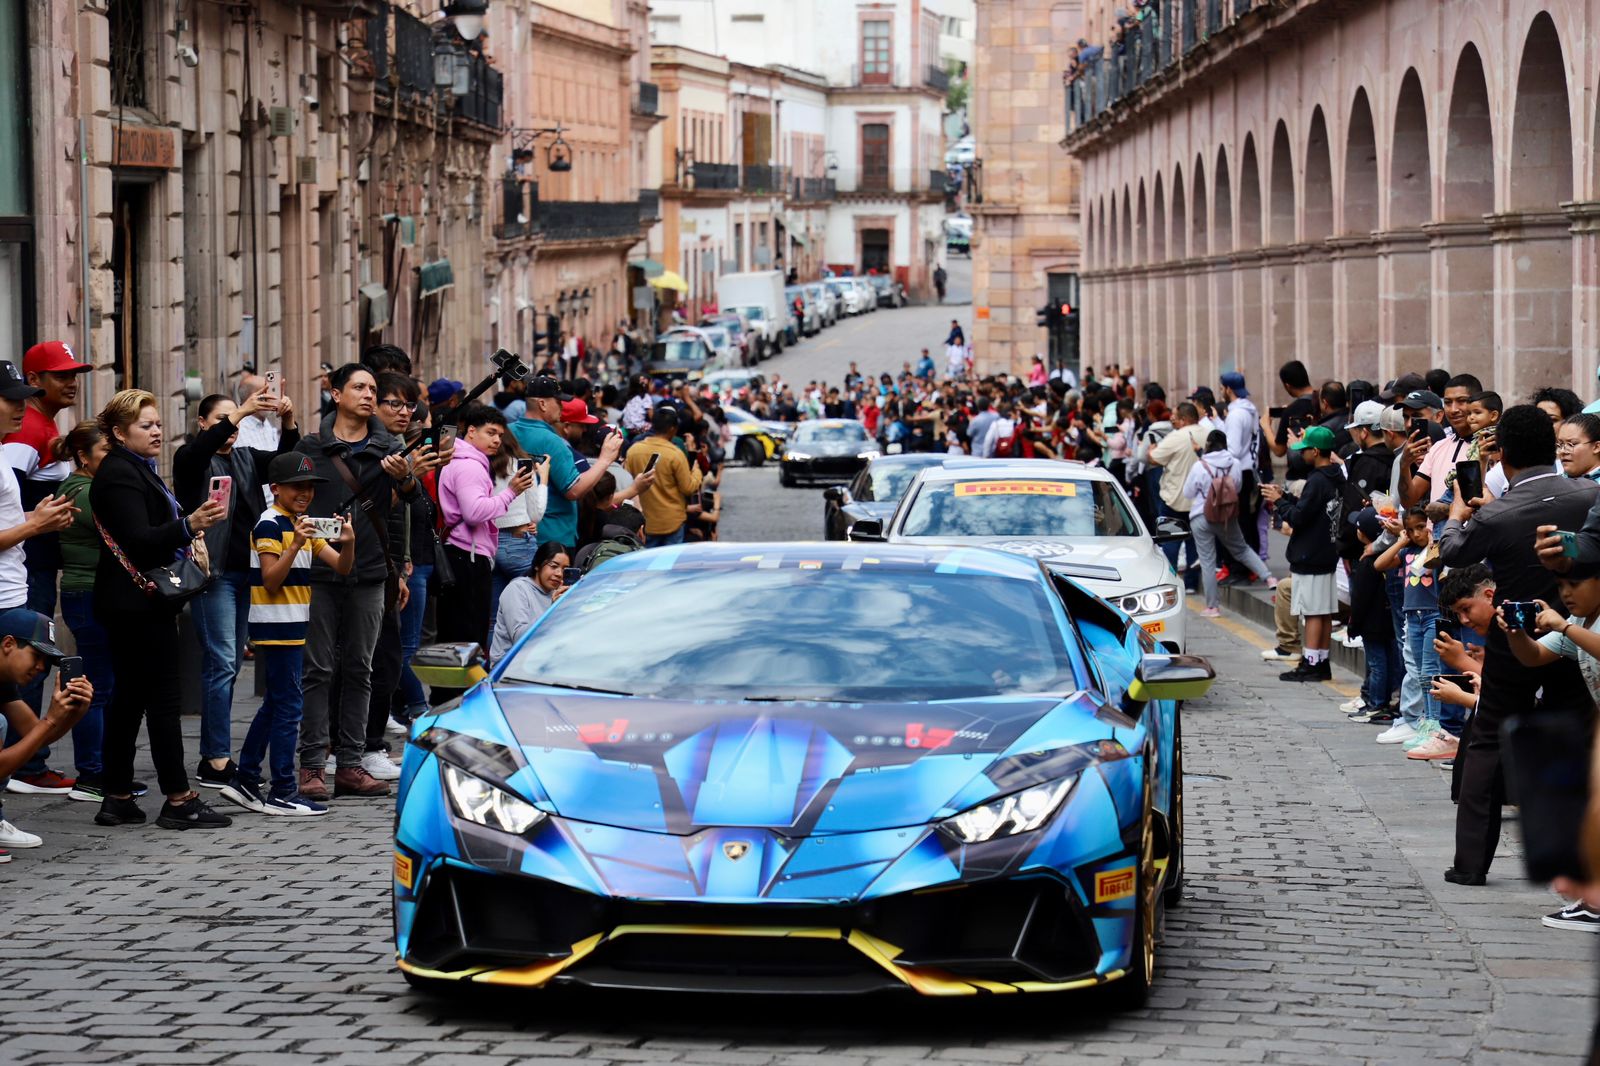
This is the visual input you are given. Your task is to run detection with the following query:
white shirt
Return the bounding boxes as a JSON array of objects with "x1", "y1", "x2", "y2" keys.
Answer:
[
  {"x1": 492, "y1": 473, "x2": 549, "y2": 530},
  {"x1": 233, "y1": 413, "x2": 281, "y2": 453},
  {"x1": 0, "y1": 464, "x2": 29, "y2": 608},
  {"x1": 981, "y1": 417, "x2": 1015, "y2": 457}
]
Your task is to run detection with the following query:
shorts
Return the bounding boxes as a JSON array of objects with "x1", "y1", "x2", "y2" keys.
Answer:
[{"x1": 1290, "y1": 570, "x2": 1338, "y2": 617}]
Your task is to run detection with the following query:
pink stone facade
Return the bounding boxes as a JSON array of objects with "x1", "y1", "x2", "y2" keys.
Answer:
[{"x1": 1065, "y1": 0, "x2": 1600, "y2": 399}]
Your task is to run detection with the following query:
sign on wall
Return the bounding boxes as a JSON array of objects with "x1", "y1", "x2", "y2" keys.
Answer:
[{"x1": 112, "y1": 126, "x2": 177, "y2": 169}]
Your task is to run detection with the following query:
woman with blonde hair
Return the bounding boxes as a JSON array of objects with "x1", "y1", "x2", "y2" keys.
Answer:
[{"x1": 89, "y1": 390, "x2": 229, "y2": 830}]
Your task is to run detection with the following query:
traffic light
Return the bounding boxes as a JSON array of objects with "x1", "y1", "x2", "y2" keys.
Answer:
[{"x1": 1036, "y1": 304, "x2": 1061, "y2": 329}]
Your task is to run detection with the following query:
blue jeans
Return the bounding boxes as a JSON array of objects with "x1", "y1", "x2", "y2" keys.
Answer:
[
  {"x1": 398, "y1": 564, "x2": 432, "y2": 713},
  {"x1": 492, "y1": 530, "x2": 538, "y2": 620},
  {"x1": 188, "y1": 570, "x2": 252, "y2": 761},
  {"x1": 1360, "y1": 634, "x2": 1402, "y2": 711},
  {"x1": 645, "y1": 525, "x2": 686, "y2": 548},
  {"x1": 239, "y1": 643, "x2": 303, "y2": 799},
  {"x1": 58, "y1": 589, "x2": 112, "y2": 780},
  {"x1": 1401, "y1": 608, "x2": 1441, "y2": 727}
]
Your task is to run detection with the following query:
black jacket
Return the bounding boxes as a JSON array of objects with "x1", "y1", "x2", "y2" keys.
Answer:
[
  {"x1": 173, "y1": 419, "x2": 301, "y2": 572},
  {"x1": 293, "y1": 413, "x2": 407, "y2": 585},
  {"x1": 1345, "y1": 444, "x2": 1395, "y2": 501},
  {"x1": 91, "y1": 446, "x2": 195, "y2": 617},
  {"x1": 1275, "y1": 464, "x2": 1344, "y2": 575}
]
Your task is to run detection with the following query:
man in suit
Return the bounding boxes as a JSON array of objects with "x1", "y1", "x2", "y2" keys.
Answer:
[{"x1": 1437, "y1": 404, "x2": 1597, "y2": 884}]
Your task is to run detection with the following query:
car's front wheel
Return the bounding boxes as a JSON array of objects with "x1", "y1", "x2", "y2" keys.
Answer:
[
  {"x1": 736, "y1": 438, "x2": 765, "y2": 467},
  {"x1": 1103, "y1": 783, "x2": 1157, "y2": 1009}
]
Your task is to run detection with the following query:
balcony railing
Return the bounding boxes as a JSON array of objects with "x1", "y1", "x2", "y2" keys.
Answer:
[
  {"x1": 928, "y1": 169, "x2": 951, "y2": 194},
  {"x1": 742, "y1": 164, "x2": 791, "y2": 195},
  {"x1": 635, "y1": 81, "x2": 659, "y2": 115},
  {"x1": 534, "y1": 201, "x2": 646, "y2": 242},
  {"x1": 924, "y1": 64, "x2": 950, "y2": 92},
  {"x1": 392, "y1": 7, "x2": 434, "y2": 100},
  {"x1": 497, "y1": 176, "x2": 531, "y2": 240},
  {"x1": 687, "y1": 161, "x2": 740, "y2": 190},
  {"x1": 452, "y1": 54, "x2": 502, "y2": 129},
  {"x1": 638, "y1": 189, "x2": 661, "y2": 222},
  {"x1": 792, "y1": 176, "x2": 837, "y2": 201},
  {"x1": 365, "y1": 6, "x2": 390, "y2": 85},
  {"x1": 1065, "y1": 0, "x2": 1265, "y2": 135},
  {"x1": 831, "y1": 168, "x2": 948, "y2": 196}
]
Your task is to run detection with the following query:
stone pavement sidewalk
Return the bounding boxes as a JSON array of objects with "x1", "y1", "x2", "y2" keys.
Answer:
[{"x1": 0, "y1": 607, "x2": 1591, "y2": 1065}]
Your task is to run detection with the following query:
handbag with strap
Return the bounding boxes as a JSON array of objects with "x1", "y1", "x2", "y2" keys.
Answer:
[
  {"x1": 329, "y1": 452, "x2": 403, "y2": 613},
  {"x1": 96, "y1": 515, "x2": 211, "y2": 605}
]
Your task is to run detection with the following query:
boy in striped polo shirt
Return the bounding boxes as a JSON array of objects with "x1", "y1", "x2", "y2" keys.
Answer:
[{"x1": 220, "y1": 454, "x2": 353, "y2": 816}]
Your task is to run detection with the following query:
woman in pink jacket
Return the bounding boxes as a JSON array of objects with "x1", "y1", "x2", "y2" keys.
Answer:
[{"x1": 436, "y1": 404, "x2": 535, "y2": 659}]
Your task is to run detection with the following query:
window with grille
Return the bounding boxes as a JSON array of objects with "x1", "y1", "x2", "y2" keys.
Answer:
[
  {"x1": 861, "y1": 123, "x2": 890, "y2": 190},
  {"x1": 860, "y1": 20, "x2": 891, "y2": 84},
  {"x1": 108, "y1": 0, "x2": 147, "y2": 109}
]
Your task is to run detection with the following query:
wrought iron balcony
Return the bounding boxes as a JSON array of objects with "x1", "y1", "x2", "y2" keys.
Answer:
[
  {"x1": 635, "y1": 81, "x2": 659, "y2": 115},
  {"x1": 924, "y1": 64, "x2": 950, "y2": 92},
  {"x1": 791, "y1": 176, "x2": 837, "y2": 201},
  {"x1": 742, "y1": 165, "x2": 790, "y2": 195},
  {"x1": 639, "y1": 189, "x2": 661, "y2": 222},
  {"x1": 392, "y1": 7, "x2": 434, "y2": 100},
  {"x1": 452, "y1": 54, "x2": 502, "y2": 129},
  {"x1": 534, "y1": 201, "x2": 646, "y2": 242},
  {"x1": 497, "y1": 176, "x2": 532, "y2": 240},
  {"x1": 928, "y1": 169, "x2": 950, "y2": 194},
  {"x1": 687, "y1": 162, "x2": 740, "y2": 191}
]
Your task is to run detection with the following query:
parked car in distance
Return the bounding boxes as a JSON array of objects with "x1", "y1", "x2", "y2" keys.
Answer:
[
  {"x1": 700, "y1": 312, "x2": 754, "y2": 365},
  {"x1": 824, "y1": 278, "x2": 865, "y2": 316},
  {"x1": 647, "y1": 328, "x2": 718, "y2": 380},
  {"x1": 805, "y1": 282, "x2": 838, "y2": 326},
  {"x1": 717, "y1": 271, "x2": 788, "y2": 358},
  {"x1": 785, "y1": 285, "x2": 822, "y2": 336},
  {"x1": 867, "y1": 274, "x2": 907, "y2": 308}
]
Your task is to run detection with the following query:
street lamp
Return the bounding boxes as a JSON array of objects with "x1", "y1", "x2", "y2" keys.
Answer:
[
  {"x1": 443, "y1": 0, "x2": 489, "y2": 42},
  {"x1": 509, "y1": 125, "x2": 573, "y2": 174},
  {"x1": 579, "y1": 288, "x2": 593, "y2": 316}
]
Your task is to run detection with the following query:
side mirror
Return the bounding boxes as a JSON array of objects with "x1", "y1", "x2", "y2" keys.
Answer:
[
  {"x1": 1127, "y1": 653, "x2": 1215, "y2": 705},
  {"x1": 822, "y1": 486, "x2": 844, "y2": 504},
  {"x1": 848, "y1": 518, "x2": 886, "y2": 542},
  {"x1": 1151, "y1": 516, "x2": 1188, "y2": 543}
]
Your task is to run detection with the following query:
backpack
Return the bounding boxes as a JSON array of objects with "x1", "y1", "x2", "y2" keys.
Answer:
[
  {"x1": 583, "y1": 537, "x2": 639, "y2": 574},
  {"x1": 1199, "y1": 459, "x2": 1239, "y2": 525}
]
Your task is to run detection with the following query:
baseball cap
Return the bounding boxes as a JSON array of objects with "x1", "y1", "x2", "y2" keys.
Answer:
[
  {"x1": 1188, "y1": 386, "x2": 1216, "y2": 405},
  {"x1": 1379, "y1": 372, "x2": 1427, "y2": 402},
  {"x1": 426, "y1": 378, "x2": 463, "y2": 407},
  {"x1": 1219, "y1": 371, "x2": 1248, "y2": 397},
  {"x1": 1289, "y1": 425, "x2": 1338, "y2": 452},
  {"x1": 0, "y1": 608, "x2": 65, "y2": 661},
  {"x1": 1345, "y1": 399, "x2": 1386, "y2": 429},
  {"x1": 1401, "y1": 389, "x2": 1443, "y2": 411},
  {"x1": 267, "y1": 453, "x2": 328, "y2": 485},
  {"x1": 0, "y1": 361, "x2": 43, "y2": 401},
  {"x1": 560, "y1": 398, "x2": 599, "y2": 425},
  {"x1": 23, "y1": 341, "x2": 91, "y2": 376},
  {"x1": 1377, "y1": 407, "x2": 1409, "y2": 433},
  {"x1": 526, "y1": 376, "x2": 564, "y2": 399},
  {"x1": 1352, "y1": 506, "x2": 1383, "y2": 542}
]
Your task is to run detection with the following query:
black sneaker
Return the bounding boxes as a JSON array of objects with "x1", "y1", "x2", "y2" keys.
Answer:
[
  {"x1": 1346, "y1": 704, "x2": 1384, "y2": 722},
  {"x1": 1543, "y1": 903, "x2": 1600, "y2": 932},
  {"x1": 1444, "y1": 866, "x2": 1486, "y2": 886},
  {"x1": 94, "y1": 796, "x2": 147, "y2": 827},
  {"x1": 1279, "y1": 660, "x2": 1332, "y2": 683},
  {"x1": 1366, "y1": 707, "x2": 1400, "y2": 724},
  {"x1": 195, "y1": 760, "x2": 238, "y2": 789},
  {"x1": 156, "y1": 795, "x2": 232, "y2": 830}
]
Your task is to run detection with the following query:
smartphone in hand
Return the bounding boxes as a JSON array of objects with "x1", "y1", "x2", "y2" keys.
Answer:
[
  {"x1": 58, "y1": 656, "x2": 84, "y2": 687},
  {"x1": 515, "y1": 458, "x2": 535, "y2": 477},
  {"x1": 1453, "y1": 460, "x2": 1483, "y2": 502},
  {"x1": 1430, "y1": 673, "x2": 1477, "y2": 694},
  {"x1": 1558, "y1": 530, "x2": 1580, "y2": 558},
  {"x1": 440, "y1": 425, "x2": 457, "y2": 449},
  {"x1": 208, "y1": 475, "x2": 233, "y2": 518},
  {"x1": 264, "y1": 370, "x2": 281, "y2": 398},
  {"x1": 645, "y1": 452, "x2": 662, "y2": 473},
  {"x1": 561, "y1": 566, "x2": 583, "y2": 586}
]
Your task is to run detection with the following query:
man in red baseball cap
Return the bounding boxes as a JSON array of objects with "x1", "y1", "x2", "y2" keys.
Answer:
[{"x1": 1, "y1": 343, "x2": 91, "y2": 798}]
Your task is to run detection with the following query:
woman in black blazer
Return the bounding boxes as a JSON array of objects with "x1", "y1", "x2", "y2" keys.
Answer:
[{"x1": 89, "y1": 390, "x2": 229, "y2": 831}]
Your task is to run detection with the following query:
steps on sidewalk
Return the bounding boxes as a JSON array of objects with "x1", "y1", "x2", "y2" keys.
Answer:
[{"x1": 1215, "y1": 581, "x2": 1366, "y2": 676}]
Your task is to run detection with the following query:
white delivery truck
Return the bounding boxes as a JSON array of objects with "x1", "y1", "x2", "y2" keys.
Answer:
[{"x1": 716, "y1": 271, "x2": 789, "y2": 360}]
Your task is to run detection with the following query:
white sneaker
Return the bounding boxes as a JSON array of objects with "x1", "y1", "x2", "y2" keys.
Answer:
[
  {"x1": 385, "y1": 715, "x2": 410, "y2": 736},
  {"x1": 1341, "y1": 633, "x2": 1364, "y2": 649},
  {"x1": 0, "y1": 819, "x2": 43, "y2": 848},
  {"x1": 1260, "y1": 646, "x2": 1300, "y2": 663},
  {"x1": 359, "y1": 751, "x2": 401, "y2": 782},
  {"x1": 1339, "y1": 696, "x2": 1365, "y2": 713},
  {"x1": 1376, "y1": 721, "x2": 1418, "y2": 745}
]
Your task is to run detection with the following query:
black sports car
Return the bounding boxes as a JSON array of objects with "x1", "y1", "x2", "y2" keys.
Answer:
[
  {"x1": 779, "y1": 419, "x2": 879, "y2": 487},
  {"x1": 823, "y1": 453, "x2": 952, "y2": 539}
]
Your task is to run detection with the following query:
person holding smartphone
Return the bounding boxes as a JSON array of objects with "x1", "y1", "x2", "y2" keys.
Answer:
[
  {"x1": 489, "y1": 542, "x2": 572, "y2": 665},
  {"x1": 623, "y1": 405, "x2": 703, "y2": 547},
  {"x1": 489, "y1": 436, "x2": 549, "y2": 617},
  {"x1": 0, "y1": 608, "x2": 92, "y2": 859}
]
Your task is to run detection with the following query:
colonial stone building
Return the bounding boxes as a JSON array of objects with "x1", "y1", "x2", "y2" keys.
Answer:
[{"x1": 1064, "y1": 0, "x2": 1600, "y2": 397}]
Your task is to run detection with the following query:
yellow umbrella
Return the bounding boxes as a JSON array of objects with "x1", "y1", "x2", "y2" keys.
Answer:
[{"x1": 648, "y1": 269, "x2": 689, "y2": 294}]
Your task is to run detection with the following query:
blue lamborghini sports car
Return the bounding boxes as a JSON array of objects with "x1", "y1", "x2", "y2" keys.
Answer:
[{"x1": 392, "y1": 543, "x2": 1213, "y2": 1003}]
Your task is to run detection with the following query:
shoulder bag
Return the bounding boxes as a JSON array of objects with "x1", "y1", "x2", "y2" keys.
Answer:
[
  {"x1": 96, "y1": 515, "x2": 211, "y2": 605},
  {"x1": 330, "y1": 452, "x2": 402, "y2": 613}
]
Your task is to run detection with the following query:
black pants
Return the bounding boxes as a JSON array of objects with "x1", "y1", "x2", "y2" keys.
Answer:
[
  {"x1": 431, "y1": 546, "x2": 492, "y2": 705},
  {"x1": 100, "y1": 608, "x2": 188, "y2": 797},
  {"x1": 365, "y1": 607, "x2": 402, "y2": 748},
  {"x1": 1240, "y1": 470, "x2": 1263, "y2": 555}
]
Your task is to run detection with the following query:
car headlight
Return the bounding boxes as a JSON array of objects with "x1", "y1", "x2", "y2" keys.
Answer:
[
  {"x1": 1117, "y1": 583, "x2": 1181, "y2": 617},
  {"x1": 937, "y1": 778, "x2": 1075, "y2": 844},
  {"x1": 441, "y1": 764, "x2": 545, "y2": 835},
  {"x1": 784, "y1": 451, "x2": 812, "y2": 461}
]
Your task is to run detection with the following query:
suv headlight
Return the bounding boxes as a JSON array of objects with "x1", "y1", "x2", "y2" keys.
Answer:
[
  {"x1": 1117, "y1": 583, "x2": 1180, "y2": 617},
  {"x1": 784, "y1": 451, "x2": 812, "y2": 461},
  {"x1": 937, "y1": 778, "x2": 1075, "y2": 844},
  {"x1": 441, "y1": 764, "x2": 544, "y2": 835}
]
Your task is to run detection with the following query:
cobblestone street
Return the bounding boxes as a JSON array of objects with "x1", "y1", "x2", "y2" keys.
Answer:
[{"x1": 3, "y1": 299, "x2": 1593, "y2": 1063}]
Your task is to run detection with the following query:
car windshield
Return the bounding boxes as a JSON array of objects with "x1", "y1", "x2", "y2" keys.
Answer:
[
  {"x1": 899, "y1": 478, "x2": 1143, "y2": 538},
  {"x1": 870, "y1": 463, "x2": 938, "y2": 502},
  {"x1": 653, "y1": 337, "x2": 706, "y2": 364},
  {"x1": 501, "y1": 567, "x2": 1079, "y2": 700},
  {"x1": 869, "y1": 277, "x2": 891, "y2": 289},
  {"x1": 796, "y1": 421, "x2": 868, "y2": 442},
  {"x1": 737, "y1": 306, "x2": 766, "y2": 321},
  {"x1": 704, "y1": 328, "x2": 730, "y2": 347}
]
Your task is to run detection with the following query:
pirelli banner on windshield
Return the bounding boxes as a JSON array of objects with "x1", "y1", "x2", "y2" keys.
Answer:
[{"x1": 954, "y1": 481, "x2": 1078, "y2": 498}]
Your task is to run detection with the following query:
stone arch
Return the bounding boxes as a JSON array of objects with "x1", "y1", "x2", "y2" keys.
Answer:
[
  {"x1": 1191, "y1": 154, "x2": 1211, "y2": 380},
  {"x1": 1389, "y1": 69, "x2": 1431, "y2": 227},
  {"x1": 1238, "y1": 133, "x2": 1261, "y2": 249},
  {"x1": 1213, "y1": 147, "x2": 1233, "y2": 254},
  {"x1": 1122, "y1": 185, "x2": 1134, "y2": 267},
  {"x1": 1304, "y1": 106, "x2": 1333, "y2": 240},
  {"x1": 1505, "y1": 10, "x2": 1573, "y2": 389},
  {"x1": 1136, "y1": 179, "x2": 1148, "y2": 264},
  {"x1": 1192, "y1": 155, "x2": 1209, "y2": 257},
  {"x1": 1269, "y1": 120, "x2": 1294, "y2": 244},
  {"x1": 1171, "y1": 163, "x2": 1190, "y2": 377},
  {"x1": 1110, "y1": 195, "x2": 1121, "y2": 268},
  {"x1": 1343, "y1": 87, "x2": 1379, "y2": 233},
  {"x1": 1508, "y1": 12, "x2": 1571, "y2": 208},
  {"x1": 1152, "y1": 172, "x2": 1167, "y2": 261},
  {"x1": 1444, "y1": 44, "x2": 1494, "y2": 218},
  {"x1": 1172, "y1": 163, "x2": 1188, "y2": 259}
]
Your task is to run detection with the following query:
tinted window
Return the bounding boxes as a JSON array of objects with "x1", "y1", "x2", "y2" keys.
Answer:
[
  {"x1": 899, "y1": 479, "x2": 1141, "y2": 538},
  {"x1": 795, "y1": 421, "x2": 868, "y2": 442},
  {"x1": 869, "y1": 463, "x2": 934, "y2": 503},
  {"x1": 501, "y1": 568, "x2": 1079, "y2": 701},
  {"x1": 654, "y1": 338, "x2": 706, "y2": 364}
]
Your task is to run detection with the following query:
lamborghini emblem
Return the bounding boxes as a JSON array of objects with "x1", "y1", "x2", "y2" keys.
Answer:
[{"x1": 722, "y1": 841, "x2": 751, "y2": 862}]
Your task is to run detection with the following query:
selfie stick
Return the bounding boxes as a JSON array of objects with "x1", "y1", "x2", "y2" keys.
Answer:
[{"x1": 396, "y1": 348, "x2": 531, "y2": 459}]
